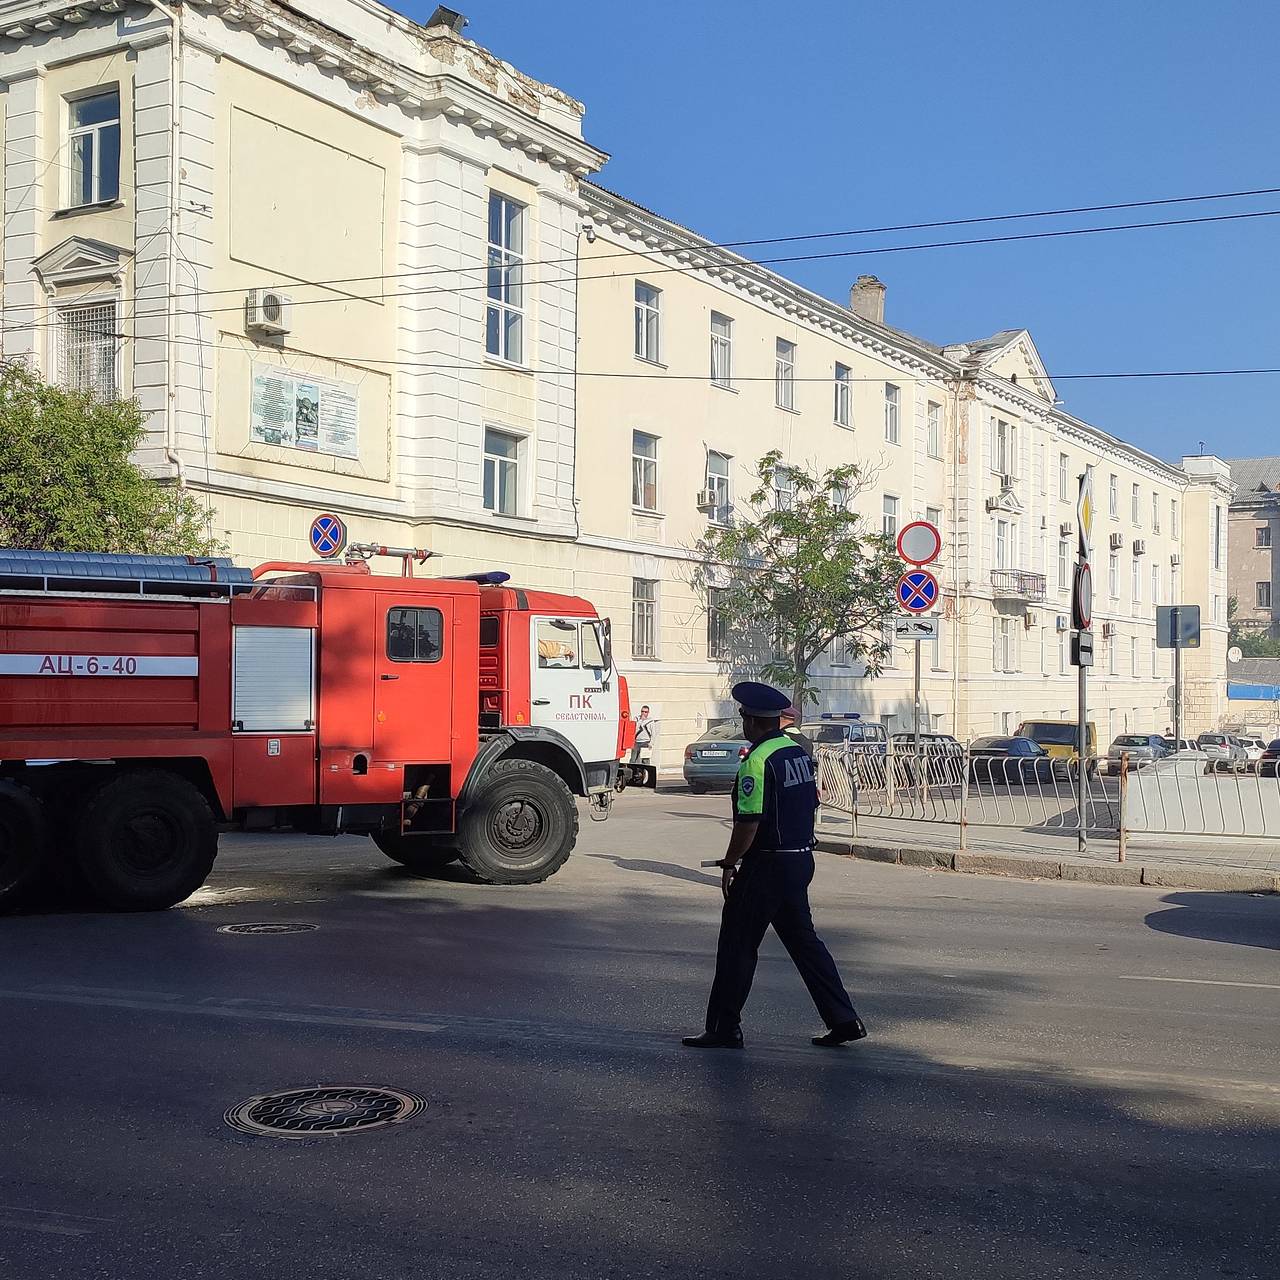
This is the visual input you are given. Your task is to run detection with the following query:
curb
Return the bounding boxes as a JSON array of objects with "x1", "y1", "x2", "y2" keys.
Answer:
[{"x1": 815, "y1": 839, "x2": 1280, "y2": 894}]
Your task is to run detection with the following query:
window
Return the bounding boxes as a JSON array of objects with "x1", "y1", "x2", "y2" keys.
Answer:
[
  {"x1": 1152, "y1": 492, "x2": 1161, "y2": 533},
  {"x1": 995, "y1": 519, "x2": 1011, "y2": 570},
  {"x1": 1058, "y1": 453, "x2": 1069, "y2": 501},
  {"x1": 927, "y1": 401, "x2": 942, "y2": 459},
  {"x1": 994, "y1": 419, "x2": 1016, "y2": 476},
  {"x1": 774, "y1": 467, "x2": 794, "y2": 511},
  {"x1": 1038, "y1": 444, "x2": 1047, "y2": 494},
  {"x1": 1258, "y1": 582, "x2": 1273, "y2": 609},
  {"x1": 884, "y1": 383, "x2": 900, "y2": 444},
  {"x1": 1108, "y1": 630, "x2": 1118, "y2": 676},
  {"x1": 881, "y1": 619, "x2": 898, "y2": 668},
  {"x1": 1151, "y1": 636, "x2": 1159, "y2": 678},
  {"x1": 882, "y1": 495, "x2": 899, "y2": 538},
  {"x1": 1171, "y1": 499, "x2": 1179, "y2": 537},
  {"x1": 56, "y1": 300, "x2": 119, "y2": 399},
  {"x1": 1257, "y1": 526, "x2": 1272, "y2": 549},
  {"x1": 1171, "y1": 563, "x2": 1180, "y2": 601},
  {"x1": 1213, "y1": 594, "x2": 1223, "y2": 623},
  {"x1": 482, "y1": 427, "x2": 520, "y2": 515},
  {"x1": 710, "y1": 312, "x2": 733, "y2": 387},
  {"x1": 536, "y1": 620, "x2": 580, "y2": 669},
  {"x1": 992, "y1": 617, "x2": 1018, "y2": 672},
  {"x1": 1131, "y1": 636, "x2": 1139, "y2": 677},
  {"x1": 480, "y1": 617, "x2": 500, "y2": 647},
  {"x1": 386, "y1": 607, "x2": 443, "y2": 663},
  {"x1": 1131, "y1": 483, "x2": 1141, "y2": 525},
  {"x1": 830, "y1": 482, "x2": 850, "y2": 511},
  {"x1": 1213, "y1": 505, "x2": 1223, "y2": 570},
  {"x1": 1109, "y1": 474, "x2": 1118, "y2": 518},
  {"x1": 705, "y1": 450, "x2": 731, "y2": 523},
  {"x1": 1131, "y1": 556, "x2": 1141, "y2": 604},
  {"x1": 1059, "y1": 631, "x2": 1068, "y2": 676},
  {"x1": 631, "y1": 431, "x2": 659, "y2": 511},
  {"x1": 1058, "y1": 539, "x2": 1070, "y2": 591},
  {"x1": 707, "y1": 588, "x2": 730, "y2": 660},
  {"x1": 930, "y1": 616, "x2": 944, "y2": 671},
  {"x1": 775, "y1": 339, "x2": 796, "y2": 409},
  {"x1": 830, "y1": 634, "x2": 851, "y2": 667},
  {"x1": 631, "y1": 579, "x2": 657, "y2": 658},
  {"x1": 834, "y1": 363, "x2": 852, "y2": 426},
  {"x1": 926, "y1": 505, "x2": 943, "y2": 538},
  {"x1": 1152, "y1": 565, "x2": 1160, "y2": 606},
  {"x1": 486, "y1": 194, "x2": 525, "y2": 363},
  {"x1": 1109, "y1": 554, "x2": 1119, "y2": 598},
  {"x1": 634, "y1": 282, "x2": 661, "y2": 362},
  {"x1": 67, "y1": 89, "x2": 120, "y2": 208}
]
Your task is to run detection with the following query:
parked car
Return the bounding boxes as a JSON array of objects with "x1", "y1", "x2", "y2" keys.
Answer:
[
  {"x1": 891, "y1": 732, "x2": 965, "y2": 784},
  {"x1": 802, "y1": 714, "x2": 889, "y2": 751},
  {"x1": 1260, "y1": 740, "x2": 1280, "y2": 778},
  {"x1": 1161, "y1": 736, "x2": 1203, "y2": 754},
  {"x1": 1106, "y1": 734, "x2": 1170, "y2": 774},
  {"x1": 1197, "y1": 732, "x2": 1248, "y2": 773},
  {"x1": 1015, "y1": 719, "x2": 1099, "y2": 774},
  {"x1": 1240, "y1": 736, "x2": 1267, "y2": 765},
  {"x1": 682, "y1": 723, "x2": 749, "y2": 793},
  {"x1": 968, "y1": 736, "x2": 1059, "y2": 786}
]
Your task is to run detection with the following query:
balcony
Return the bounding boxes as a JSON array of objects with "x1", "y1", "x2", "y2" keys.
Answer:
[{"x1": 990, "y1": 569, "x2": 1047, "y2": 602}]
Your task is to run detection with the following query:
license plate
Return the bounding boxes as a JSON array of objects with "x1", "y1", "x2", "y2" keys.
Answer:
[{"x1": 700, "y1": 750, "x2": 730, "y2": 758}]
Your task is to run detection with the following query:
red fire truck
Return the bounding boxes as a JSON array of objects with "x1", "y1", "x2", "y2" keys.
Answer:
[{"x1": 0, "y1": 547, "x2": 628, "y2": 911}]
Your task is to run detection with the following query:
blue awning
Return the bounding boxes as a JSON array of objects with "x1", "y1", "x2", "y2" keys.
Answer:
[{"x1": 1227, "y1": 682, "x2": 1280, "y2": 701}]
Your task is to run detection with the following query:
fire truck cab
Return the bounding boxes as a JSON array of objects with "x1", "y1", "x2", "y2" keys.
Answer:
[{"x1": 0, "y1": 549, "x2": 625, "y2": 911}]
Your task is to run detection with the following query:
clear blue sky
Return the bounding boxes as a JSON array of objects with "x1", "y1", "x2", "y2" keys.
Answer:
[{"x1": 405, "y1": 0, "x2": 1279, "y2": 464}]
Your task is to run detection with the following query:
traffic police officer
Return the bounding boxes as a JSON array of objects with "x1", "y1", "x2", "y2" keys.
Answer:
[{"x1": 682, "y1": 681, "x2": 867, "y2": 1050}]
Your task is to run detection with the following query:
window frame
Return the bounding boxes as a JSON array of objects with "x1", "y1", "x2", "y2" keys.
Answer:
[
  {"x1": 927, "y1": 401, "x2": 942, "y2": 459},
  {"x1": 775, "y1": 338, "x2": 796, "y2": 410},
  {"x1": 1109, "y1": 474, "x2": 1118, "y2": 518},
  {"x1": 705, "y1": 449, "x2": 731, "y2": 524},
  {"x1": 884, "y1": 383, "x2": 901, "y2": 444},
  {"x1": 386, "y1": 606, "x2": 445, "y2": 664},
  {"x1": 710, "y1": 311, "x2": 733, "y2": 388},
  {"x1": 833, "y1": 362, "x2": 852, "y2": 427},
  {"x1": 707, "y1": 587, "x2": 730, "y2": 661},
  {"x1": 634, "y1": 281, "x2": 662, "y2": 364},
  {"x1": 1257, "y1": 526, "x2": 1272, "y2": 549},
  {"x1": 882, "y1": 494, "x2": 899, "y2": 539},
  {"x1": 631, "y1": 430, "x2": 660, "y2": 512},
  {"x1": 631, "y1": 577, "x2": 658, "y2": 659},
  {"x1": 55, "y1": 298, "x2": 120, "y2": 400},
  {"x1": 65, "y1": 87, "x2": 121, "y2": 209},
  {"x1": 1131, "y1": 483, "x2": 1141, "y2": 526},
  {"x1": 1058, "y1": 453, "x2": 1069, "y2": 501},
  {"x1": 485, "y1": 192, "x2": 525, "y2": 365},
  {"x1": 1057, "y1": 539, "x2": 1070, "y2": 591},
  {"x1": 482, "y1": 426, "x2": 522, "y2": 517},
  {"x1": 1258, "y1": 581, "x2": 1273, "y2": 610}
]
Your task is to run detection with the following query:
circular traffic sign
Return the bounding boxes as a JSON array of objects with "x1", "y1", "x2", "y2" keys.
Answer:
[
  {"x1": 1228, "y1": 645, "x2": 1244, "y2": 664},
  {"x1": 897, "y1": 520, "x2": 942, "y2": 566},
  {"x1": 897, "y1": 569, "x2": 939, "y2": 614},
  {"x1": 1073, "y1": 561, "x2": 1093, "y2": 630},
  {"x1": 309, "y1": 513, "x2": 347, "y2": 559}
]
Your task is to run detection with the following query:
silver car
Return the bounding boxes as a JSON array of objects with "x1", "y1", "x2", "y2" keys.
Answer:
[
  {"x1": 1197, "y1": 732, "x2": 1247, "y2": 772},
  {"x1": 1106, "y1": 734, "x2": 1170, "y2": 774}
]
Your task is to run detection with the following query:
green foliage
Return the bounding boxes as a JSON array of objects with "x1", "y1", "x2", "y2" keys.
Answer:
[
  {"x1": 1227, "y1": 594, "x2": 1280, "y2": 657},
  {"x1": 0, "y1": 361, "x2": 220, "y2": 555},
  {"x1": 693, "y1": 450, "x2": 906, "y2": 707}
]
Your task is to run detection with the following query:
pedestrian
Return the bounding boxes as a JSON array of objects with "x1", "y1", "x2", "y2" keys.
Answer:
[
  {"x1": 780, "y1": 702, "x2": 814, "y2": 757},
  {"x1": 682, "y1": 681, "x2": 867, "y2": 1050},
  {"x1": 630, "y1": 704, "x2": 654, "y2": 764}
]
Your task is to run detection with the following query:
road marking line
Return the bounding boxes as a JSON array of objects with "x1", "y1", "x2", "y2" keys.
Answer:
[{"x1": 1119, "y1": 975, "x2": 1280, "y2": 991}]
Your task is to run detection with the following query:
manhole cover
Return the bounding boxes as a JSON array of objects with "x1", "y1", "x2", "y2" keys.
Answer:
[
  {"x1": 217, "y1": 923, "x2": 317, "y2": 935},
  {"x1": 225, "y1": 1086, "x2": 425, "y2": 1138}
]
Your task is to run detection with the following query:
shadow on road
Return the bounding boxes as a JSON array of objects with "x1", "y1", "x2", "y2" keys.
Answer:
[
  {"x1": 1144, "y1": 891, "x2": 1280, "y2": 951},
  {"x1": 586, "y1": 853, "x2": 721, "y2": 887}
]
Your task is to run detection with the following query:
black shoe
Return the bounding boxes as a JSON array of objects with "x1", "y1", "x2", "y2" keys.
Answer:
[
  {"x1": 681, "y1": 1029, "x2": 744, "y2": 1049},
  {"x1": 812, "y1": 1017, "x2": 868, "y2": 1047}
]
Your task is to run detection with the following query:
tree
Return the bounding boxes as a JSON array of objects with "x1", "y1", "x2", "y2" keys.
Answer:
[
  {"x1": 0, "y1": 361, "x2": 220, "y2": 555},
  {"x1": 1228, "y1": 596, "x2": 1280, "y2": 658},
  {"x1": 692, "y1": 450, "x2": 905, "y2": 708}
]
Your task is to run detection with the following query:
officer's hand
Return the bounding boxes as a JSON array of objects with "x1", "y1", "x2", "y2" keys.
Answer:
[{"x1": 721, "y1": 864, "x2": 735, "y2": 899}]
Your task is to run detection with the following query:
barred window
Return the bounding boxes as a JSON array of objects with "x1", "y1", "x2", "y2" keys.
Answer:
[{"x1": 57, "y1": 301, "x2": 119, "y2": 399}]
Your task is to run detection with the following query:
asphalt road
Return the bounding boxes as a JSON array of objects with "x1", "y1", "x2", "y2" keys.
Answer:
[{"x1": 2, "y1": 793, "x2": 1278, "y2": 1279}]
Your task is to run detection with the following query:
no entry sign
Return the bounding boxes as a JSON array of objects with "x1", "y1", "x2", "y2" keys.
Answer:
[{"x1": 897, "y1": 520, "x2": 942, "y2": 567}]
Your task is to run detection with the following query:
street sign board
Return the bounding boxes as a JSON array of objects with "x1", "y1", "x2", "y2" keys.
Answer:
[
  {"x1": 309, "y1": 513, "x2": 347, "y2": 559},
  {"x1": 1077, "y1": 466, "x2": 1095, "y2": 560},
  {"x1": 894, "y1": 615, "x2": 939, "y2": 641},
  {"x1": 1155, "y1": 604, "x2": 1201, "y2": 649},
  {"x1": 1071, "y1": 562, "x2": 1093, "y2": 632},
  {"x1": 897, "y1": 569, "x2": 939, "y2": 614},
  {"x1": 896, "y1": 521, "x2": 942, "y2": 567},
  {"x1": 1071, "y1": 630, "x2": 1094, "y2": 668}
]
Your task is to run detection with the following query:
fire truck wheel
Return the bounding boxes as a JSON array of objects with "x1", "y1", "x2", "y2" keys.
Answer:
[
  {"x1": 73, "y1": 770, "x2": 218, "y2": 911},
  {"x1": 0, "y1": 780, "x2": 47, "y2": 911},
  {"x1": 372, "y1": 833, "x2": 459, "y2": 873},
  {"x1": 456, "y1": 758, "x2": 578, "y2": 885}
]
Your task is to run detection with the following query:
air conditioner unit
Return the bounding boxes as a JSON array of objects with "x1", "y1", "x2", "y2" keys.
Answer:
[
  {"x1": 1039, "y1": 515, "x2": 1048, "y2": 531},
  {"x1": 1023, "y1": 611, "x2": 1035, "y2": 631},
  {"x1": 1059, "y1": 522, "x2": 1073, "y2": 537},
  {"x1": 695, "y1": 488, "x2": 719, "y2": 512},
  {"x1": 1102, "y1": 622, "x2": 1117, "y2": 638},
  {"x1": 1000, "y1": 473, "x2": 1016, "y2": 490},
  {"x1": 1055, "y1": 614, "x2": 1069, "y2": 632},
  {"x1": 1133, "y1": 538, "x2": 1147, "y2": 556},
  {"x1": 245, "y1": 288, "x2": 292, "y2": 336},
  {"x1": 1170, "y1": 552, "x2": 1181, "y2": 566},
  {"x1": 1109, "y1": 532, "x2": 1125, "y2": 551}
]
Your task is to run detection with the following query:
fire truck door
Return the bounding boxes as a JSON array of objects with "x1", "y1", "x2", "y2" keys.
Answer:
[
  {"x1": 529, "y1": 616, "x2": 619, "y2": 766},
  {"x1": 374, "y1": 597, "x2": 452, "y2": 763}
]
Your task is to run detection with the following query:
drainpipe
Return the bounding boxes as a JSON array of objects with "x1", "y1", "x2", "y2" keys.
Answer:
[{"x1": 148, "y1": 0, "x2": 185, "y2": 487}]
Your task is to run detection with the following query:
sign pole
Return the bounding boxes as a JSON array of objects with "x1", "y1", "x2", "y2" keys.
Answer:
[
  {"x1": 1173, "y1": 610, "x2": 1182, "y2": 747},
  {"x1": 913, "y1": 637, "x2": 922, "y2": 749},
  {"x1": 1077, "y1": 648, "x2": 1088, "y2": 854},
  {"x1": 1074, "y1": 467, "x2": 1095, "y2": 856}
]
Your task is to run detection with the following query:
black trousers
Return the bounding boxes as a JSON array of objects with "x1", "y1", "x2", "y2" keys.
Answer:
[{"x1": 705, "y1": 850, "x2": 857, "y2": 1033}]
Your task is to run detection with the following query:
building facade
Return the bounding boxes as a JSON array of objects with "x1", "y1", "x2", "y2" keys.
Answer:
[
  {"x1": 1227, "y1": 457, "x2": 1280, "y2": 638},
  {"x1": 0, "y1": 0, "x2": 1233, "y2": 766}
]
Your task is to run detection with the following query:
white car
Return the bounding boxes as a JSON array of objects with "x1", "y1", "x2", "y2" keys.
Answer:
[{"x1": 1240, "y1": 736, "x2": 1267, "y2": 764}]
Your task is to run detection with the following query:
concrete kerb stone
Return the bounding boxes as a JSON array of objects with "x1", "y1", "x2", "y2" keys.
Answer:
[{"x1": 817, "y1": 839, "x2": 1280, "y2": 894}]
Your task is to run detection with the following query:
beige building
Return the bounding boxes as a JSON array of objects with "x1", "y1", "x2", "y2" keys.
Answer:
[
  {"x1": 1226, "y1": 458, "x2": 1280, "y2": 638},
  {"x1": 0, "y1": 0, "x2": 1233, "y2": 767}
]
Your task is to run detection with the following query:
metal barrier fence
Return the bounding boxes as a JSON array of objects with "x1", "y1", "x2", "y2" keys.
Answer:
[{"x1": 815, "y1": 743, "x2": 1280, "y2": 861}]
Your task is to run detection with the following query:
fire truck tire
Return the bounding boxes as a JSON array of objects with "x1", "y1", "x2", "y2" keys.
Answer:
[
  {"x1": 456, "y1": 758, "x2": 578, "y2": 884},
  {"x1": 372, "y1": 833, "x2": 459, "y2": 873},
  {"x1": 73, "y1": 770, "x2": 218, "y2": 911},
  {"x1": 0, "y1": 781, "x2": 47, "y2": 910}
]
